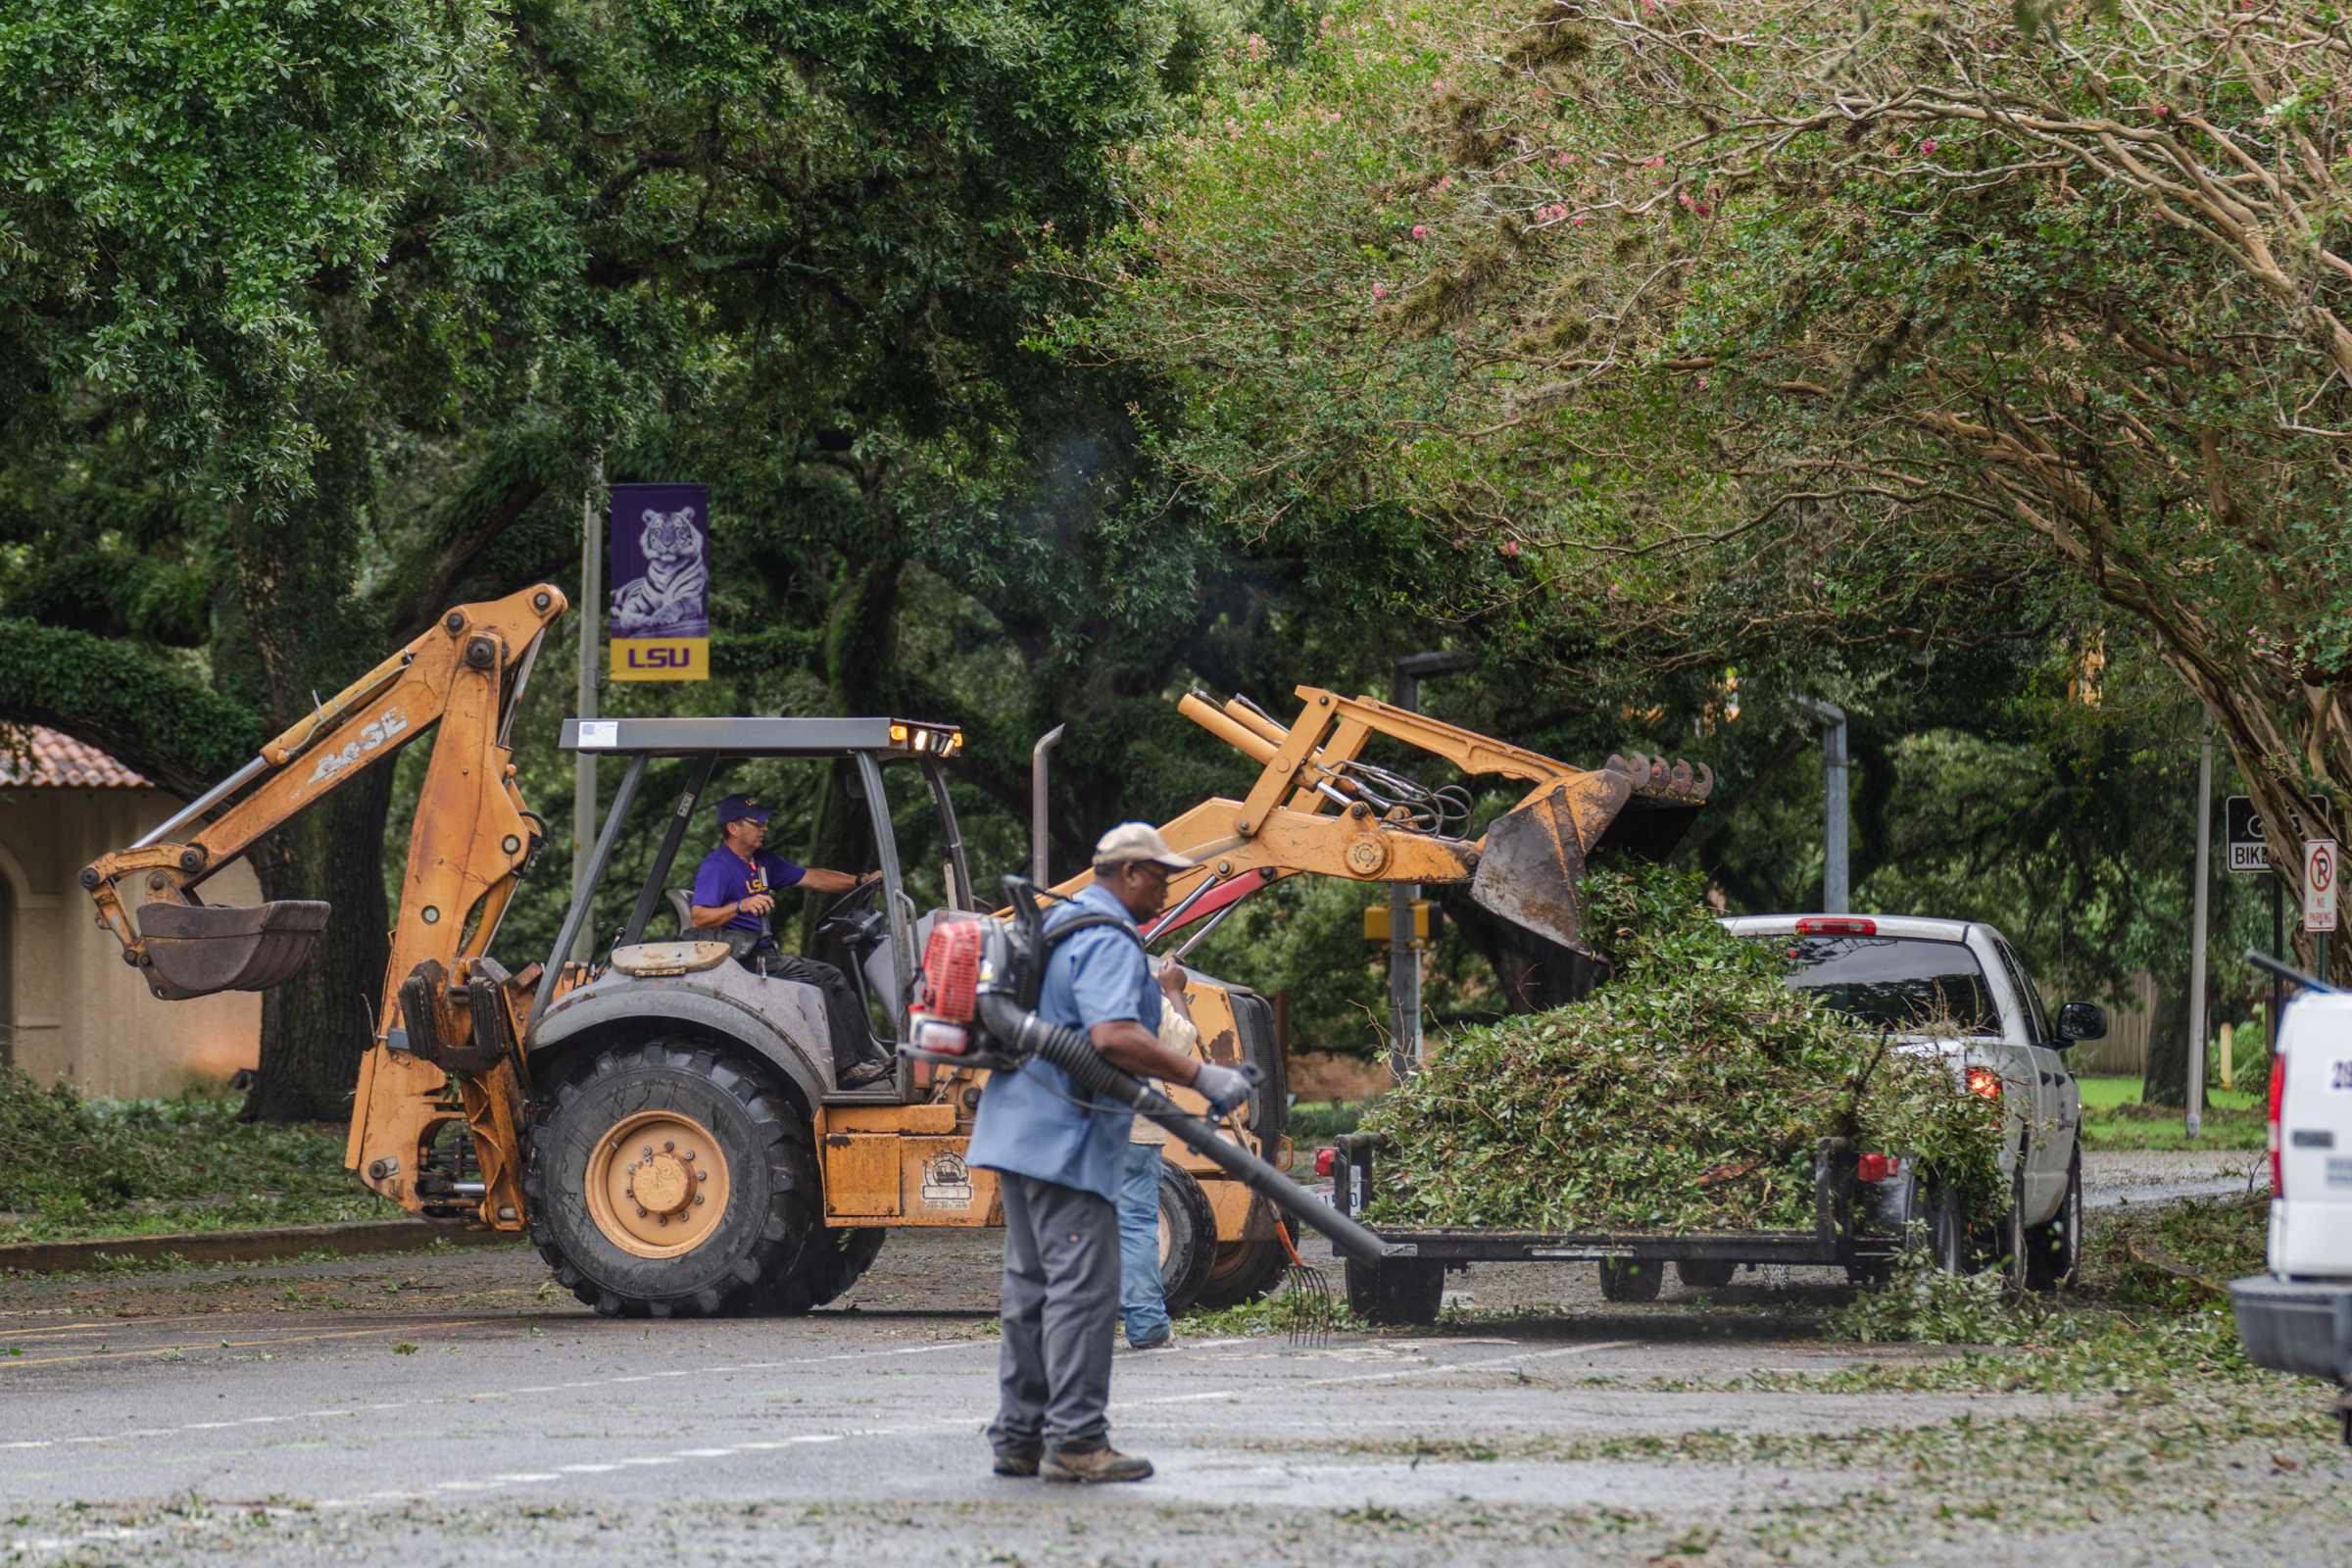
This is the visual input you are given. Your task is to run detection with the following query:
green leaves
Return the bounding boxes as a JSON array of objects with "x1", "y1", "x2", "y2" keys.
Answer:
[{"x1": 1361, "y1": 862, "x2": 2004, "y2": 1233}]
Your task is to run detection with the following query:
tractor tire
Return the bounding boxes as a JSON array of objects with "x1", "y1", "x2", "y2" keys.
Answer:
[
  {"x1": 2025, "y1": 1145, "x2": 2083, "y2": 1293},
  {"x1": 1675, "y1": 1258, "x2": 1739, "y2": 1291},
  {"x1": 525, "y1": 1040, "x2": 813, "y2": 1318},
  {"x1": 749, "y1": 1227, "x2": 886, "y2": 1316},
  {"x1": 1598, "y1": 1257, "x2": 1664, "y2": 1303},
  {"x1": 1156, "y1": 1164, "x2": 1219, "y2": 1318},
  {"x1": 1192, "y1": 1195, "x2": 1292, "y2": 1311},
  {"x1": 1344, "y1": 1256, "x2": 1445, "y2": 1326}
]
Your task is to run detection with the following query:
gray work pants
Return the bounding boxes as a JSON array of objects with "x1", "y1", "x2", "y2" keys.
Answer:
[{"x1": 988, "y1": 1172, "x2": 1119, "y2": 1455}]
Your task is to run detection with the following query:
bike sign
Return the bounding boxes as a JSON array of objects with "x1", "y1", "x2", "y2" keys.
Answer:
[{"x1": 2308, "y1": 838, "x2": 2339, "y2": 934}]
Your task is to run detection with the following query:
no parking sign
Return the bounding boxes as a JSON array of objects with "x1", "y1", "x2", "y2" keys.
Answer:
[{"x1": 2308, "y1": 838, "x2": 2339, "y2": 933}]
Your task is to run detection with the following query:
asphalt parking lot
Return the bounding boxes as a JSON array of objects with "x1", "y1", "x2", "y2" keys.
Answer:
[{"x1": 0, "y1": 1151, "x2": 2337, "y2": 1567}]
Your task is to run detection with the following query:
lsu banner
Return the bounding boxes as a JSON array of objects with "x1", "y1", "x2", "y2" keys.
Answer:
[{"x1": 608, "y1": 481, "x2": 710, "y2": 681}]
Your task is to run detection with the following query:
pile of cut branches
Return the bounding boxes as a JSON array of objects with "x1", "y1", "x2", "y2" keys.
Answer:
[{"x1": 1359, "y1": 864, "x2": 2003, "y2": 1233}]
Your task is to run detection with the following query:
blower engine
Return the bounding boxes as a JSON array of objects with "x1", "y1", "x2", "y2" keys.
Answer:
[{"x1": 902, "y1": 878, "x2": 1395, "y2": 1267}]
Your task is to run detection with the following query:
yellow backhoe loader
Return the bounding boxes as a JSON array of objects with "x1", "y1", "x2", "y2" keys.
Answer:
[{"x1": 79, "y1": 585, "x2": 1706, "y2": 1319}]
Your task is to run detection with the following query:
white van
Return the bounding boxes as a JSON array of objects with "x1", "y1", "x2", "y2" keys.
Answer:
[{"x1": 2230, "y1": 985, "x2": 2352, "y2": 1444}]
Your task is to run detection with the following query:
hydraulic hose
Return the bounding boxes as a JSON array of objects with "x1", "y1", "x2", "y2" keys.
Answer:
[{"x1": 977, "y1": 993, "x2": 1398, "y2": 1265}]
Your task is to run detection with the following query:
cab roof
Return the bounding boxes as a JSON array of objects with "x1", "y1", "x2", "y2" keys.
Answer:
[{"x1": 559, "y1": 716, "x2": 963, "y2": 760}]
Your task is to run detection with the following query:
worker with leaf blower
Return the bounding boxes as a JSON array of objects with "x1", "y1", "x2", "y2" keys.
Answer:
[{"x1": 967, "y1": 822, "x2": 1253, "y2": 1485}]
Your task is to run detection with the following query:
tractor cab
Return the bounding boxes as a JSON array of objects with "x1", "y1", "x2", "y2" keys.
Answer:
[{"x1": 525, "y1": 715, "x2": 974, "y2": 1108}]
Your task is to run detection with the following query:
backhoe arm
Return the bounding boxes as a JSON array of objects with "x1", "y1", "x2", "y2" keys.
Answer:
[
  {"x1": 1055, "y1": 685, "x2": 1711, "y2": 957},
  {"x1": 78, "y1": 584, "x2": 568, "y2": 1226}
]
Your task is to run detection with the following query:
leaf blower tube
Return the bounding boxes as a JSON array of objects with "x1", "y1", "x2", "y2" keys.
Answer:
[
  {"x1": 971, "y1": 991, "x2": 1397, "y2": 1266},
  {"x1": 907, "y1": 881, "x2": 1399, "y2": 1267}
]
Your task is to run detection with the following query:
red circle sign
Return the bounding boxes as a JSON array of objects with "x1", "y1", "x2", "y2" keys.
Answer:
[{"x1": 2314, "y1": 845, "x2": 2335, "y2": 892}]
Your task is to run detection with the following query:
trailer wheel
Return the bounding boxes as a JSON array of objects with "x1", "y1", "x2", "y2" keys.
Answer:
[
  {"x1": 1598, "y1": 1257, "x2": 1664, "y2": 1303},
  {"x1": 1675, "y1": 1259, "x2": 1738, "y2": 1291},
  {"x1": 747, "y1": 1227, "x2": 886, "y2": 1316},
  {"x1": 1344, "y1": 1257, "x2": 1445, "y2": 1326},
  {"x1": 2025, "y1": 1145, "x2": 2082, "y2": 1292},
  {"x1": 525, "y1": 1040, "x2": 812, "y2": 1318},
  {"x1": 1157, "y1": 1164, "x2": 1219, "y2": 1318}
]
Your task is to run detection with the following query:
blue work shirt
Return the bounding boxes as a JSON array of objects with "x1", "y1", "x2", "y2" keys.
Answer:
[
  {"x1": 966, "y1": 883, "x2": 1162, "y2": 1204},
  {"x1": 690, "y1": 846, "x2": 807, "y2": 933}
]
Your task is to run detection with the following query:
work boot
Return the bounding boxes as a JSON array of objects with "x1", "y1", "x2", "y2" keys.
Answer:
[
  {"x1": 1041, "y1": 1445, "x2": 1153, "y2": 1484},
  {"x1": 991, "y1": 1448, "x2": 1040, "y2": 1478},
  {"x1": 841, "y1": 1055, "x2": 895, "y2": 1088}
]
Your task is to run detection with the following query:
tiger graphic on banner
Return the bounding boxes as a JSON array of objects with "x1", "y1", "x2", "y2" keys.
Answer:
[{"x1": 610, "y1": 507, "x2": 709, "y2": 637}]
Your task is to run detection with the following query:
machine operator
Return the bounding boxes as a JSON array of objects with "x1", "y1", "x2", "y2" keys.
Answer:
[
  {"x1": 966, "y1": 821, "x2": 1252, "y2": 1484},
  {"x1": 688, "y1": 793, "x2": 894, "y2": 1087}
]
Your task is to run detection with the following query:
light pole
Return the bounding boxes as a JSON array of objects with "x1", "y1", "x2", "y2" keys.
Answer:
[
  {"x1": 571, "y1": 455, "x2": 604, "y2": 963},
  {"x1": 1792, "y1": 696, "x2": 1850, "y2": 913},
  {"x1": 1389, "y1": 651, "x2": 1476, "y2": 1076}
]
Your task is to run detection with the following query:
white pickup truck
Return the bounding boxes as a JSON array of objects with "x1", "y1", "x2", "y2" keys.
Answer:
[
  {"x1": 1721, "y1": 914, "x2": 2102, "y2": 1288},
  {"x1": 2230, "y1": 974, "x2": 2352, "y2": 1444}
]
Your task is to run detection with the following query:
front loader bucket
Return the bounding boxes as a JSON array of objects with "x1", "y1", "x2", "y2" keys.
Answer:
[
  {"x1": 1469, "y1": 754, "x2": 1714, "y2": 954},
  {"x1": 138, "y1": 901, "x2": 331, "y2": 1000}
]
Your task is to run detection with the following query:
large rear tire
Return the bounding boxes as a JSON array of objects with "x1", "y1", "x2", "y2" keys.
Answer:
[
  {"x1": 1344, "y1": 1256, "x2": 1445, "y2": 1326},
  {"x1": 749, "y1": 1228, "x2": 886, "y2": 1315},
  {"x1": 525, "y1": 1040, "x2": 813, "y2": 1318}
]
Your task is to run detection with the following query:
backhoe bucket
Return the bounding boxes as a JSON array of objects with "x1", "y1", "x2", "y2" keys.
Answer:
[
  {"x1": 138, "y1": 901, "x2": 331, "y2": 1000},
  {"x1": 1469, "y1": 754, "x2": 1713, "y2": 955}
]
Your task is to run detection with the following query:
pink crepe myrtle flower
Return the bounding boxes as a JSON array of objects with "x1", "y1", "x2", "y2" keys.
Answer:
[
  {"x1": 1642, "y1": 154, "x2": 1665, "y2": 168},
  {"x1": 1371, "y1": 283, "x2": 1389, "y2": 300},
  {"x1": 1919, "y1": 137, "x2": 1938, "y2": 155},
  {"x1": 1436, "y1": 173, "x2": 1454, "y2": 193},
  {"x1": 1411, "y1": 223, "x2": 1429, "y2": 240},
  {"x1": 1432, "y1": 79, "x2": 1448, "y2": 95},
  {"x1": 2153, "y1": 103, "x2": 2171, "y2": 117},
  {"x1": 1500, "y1": 539, "x2": 1520, "y2": 558},
  {"x1": 1694, "y1": 374, "x2": 1709, "y2": 390},
  {"x1": 1571, "y1": 214, "x2": 1590, "y2": 225}
]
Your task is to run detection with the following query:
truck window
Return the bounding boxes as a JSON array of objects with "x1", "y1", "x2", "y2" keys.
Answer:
[
  {"x1": 1989, "y1": 939, "x2": 2051, "y2": 1044},
  {"x1": 1767, "y1": 935, "x2": 2004, "y2": 1037}
]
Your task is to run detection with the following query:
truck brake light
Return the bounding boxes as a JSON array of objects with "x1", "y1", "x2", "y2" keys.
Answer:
[
  {"x1": 1795, "y1": 916, "x2": 1878, "y2": 937},
  {"x1": 1966, "y1": 1065, "x2": 2002, "y2": 1101},
  {"x1": 2268, "y1": 1048, "x2": 2286, "y2": 1197}
]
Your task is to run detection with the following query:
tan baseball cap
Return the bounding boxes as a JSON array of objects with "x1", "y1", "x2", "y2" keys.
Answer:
[{"x1": 1091, "y1": 821, "x2": 1195, "y2": 872}]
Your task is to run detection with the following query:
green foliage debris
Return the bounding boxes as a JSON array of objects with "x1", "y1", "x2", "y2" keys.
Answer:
[
  {"x1": 0, "y1": 1070, "x2": 373, "y2": 1245},
  {"x1": 1358, "y1": 864, "x2": 2003, "y2": 1232}
]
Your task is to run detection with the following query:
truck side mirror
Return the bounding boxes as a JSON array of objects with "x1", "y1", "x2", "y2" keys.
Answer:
[{"x1": 2056, "y1": 1001, "x2": 2107, "y2": 1044}]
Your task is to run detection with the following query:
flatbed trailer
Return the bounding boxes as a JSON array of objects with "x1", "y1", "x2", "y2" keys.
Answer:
[{"x1": 1331, "y1": 1132, "x2": 1907, "y2": 1323}]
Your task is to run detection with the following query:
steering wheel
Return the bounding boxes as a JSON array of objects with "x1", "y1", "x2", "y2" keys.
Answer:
[{"x1": 814, "y1": 874, "x2": 906, "y2": 953}]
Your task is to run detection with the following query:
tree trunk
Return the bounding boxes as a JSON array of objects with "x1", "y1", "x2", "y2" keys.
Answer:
[
  {"x1": 2140, "y1": 967, "x2": 2197, "y2": 1109},
  {"x1": 240, "y1": 764, "x2": 396, "y2": 1122}
]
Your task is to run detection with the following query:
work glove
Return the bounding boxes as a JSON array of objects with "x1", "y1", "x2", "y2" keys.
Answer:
[{"x1": 1192, "y1": 1061, "x2": 1252, "y2": 1119}]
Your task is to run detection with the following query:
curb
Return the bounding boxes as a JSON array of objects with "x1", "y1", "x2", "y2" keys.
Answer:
[{"x1": 0, "y1": 1220, "x2": 524, "y2": 1276}]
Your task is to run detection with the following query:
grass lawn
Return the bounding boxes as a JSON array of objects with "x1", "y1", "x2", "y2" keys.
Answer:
[
  {"x1": 0, "y1": 1072, "x2": 381, "y2": 1246},
  {"x1": 2076, "y1": 1074, "x2": 2267, "y2": 1151}
]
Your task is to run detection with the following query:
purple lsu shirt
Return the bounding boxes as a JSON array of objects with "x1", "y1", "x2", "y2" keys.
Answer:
[{"x1": 690, "y1": 846, "x2": 808, "y2": 932}]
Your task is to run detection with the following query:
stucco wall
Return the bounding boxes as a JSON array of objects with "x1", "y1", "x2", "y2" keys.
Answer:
[{"x1": 0, "y1": 789, "x2": 264, "y2": 1098}]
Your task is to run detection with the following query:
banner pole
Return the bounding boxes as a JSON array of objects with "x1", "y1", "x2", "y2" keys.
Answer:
[
  {"x1": 571, "y1": 452, "x2": 604, "y2": 964},
  {"x1": 2184, "y1": 726, "x2": 2211, "y2": 1140}
]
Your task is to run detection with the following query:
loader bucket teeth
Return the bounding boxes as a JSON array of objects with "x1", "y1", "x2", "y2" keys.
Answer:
[
  {"x1": 1587, "y1": 752, "x2": 1714, "y2": 863},
  {"x1": 137, "y1": 900, "x2": 331, "y2": 1000},
  {"x1": 1470, "y1": 770, "x2": 1633, "y2": 955}
]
